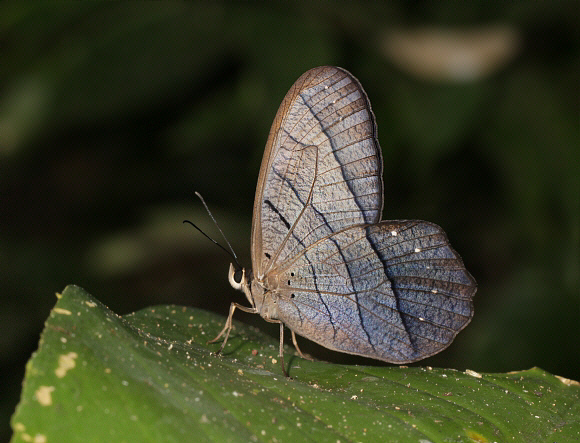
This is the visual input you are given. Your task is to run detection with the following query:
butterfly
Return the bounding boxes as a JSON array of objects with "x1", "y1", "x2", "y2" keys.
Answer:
[{"x1": 209, "y1": 66, "x2": 476, "y2": 375}]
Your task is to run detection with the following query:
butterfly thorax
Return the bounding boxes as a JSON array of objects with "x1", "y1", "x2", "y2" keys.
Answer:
[{"x1": 228, "y1": 263, "x2": 280, "y2": 321}]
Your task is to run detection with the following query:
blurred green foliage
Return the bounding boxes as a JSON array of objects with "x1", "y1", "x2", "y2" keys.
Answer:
[{"x1": 1, "y1": 2, "x2": 578, "y2": 441}]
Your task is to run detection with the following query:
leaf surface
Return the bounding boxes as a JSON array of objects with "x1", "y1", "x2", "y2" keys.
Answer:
[{"x1": 11, "y1": 285, "x2": 580, "y2": 442}]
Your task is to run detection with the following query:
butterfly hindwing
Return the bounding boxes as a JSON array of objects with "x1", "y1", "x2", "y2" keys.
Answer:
[{"x1": 274, "y1": 221, "x2": 475, "y2": 363}]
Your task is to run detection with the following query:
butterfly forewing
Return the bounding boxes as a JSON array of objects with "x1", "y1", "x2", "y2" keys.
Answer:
[
  {"x1": 274, "y1": 221, "x2": 475, "y2": 363},
  {"x1": 251, "y1": 67, "x2": 383, "y2": 278}
]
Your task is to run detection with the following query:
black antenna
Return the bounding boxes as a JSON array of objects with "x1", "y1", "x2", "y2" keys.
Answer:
[{"x1": 184, "y1": 192, "x2": 242, "y2": 270}]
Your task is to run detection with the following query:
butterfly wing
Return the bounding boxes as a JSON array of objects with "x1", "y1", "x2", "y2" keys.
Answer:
[
  {"x1": 251, "y1": 66, "x2": 383, "y2": 278},
  {"x1": 274, "y1": 221, "x2": 476, "y2": 363}
]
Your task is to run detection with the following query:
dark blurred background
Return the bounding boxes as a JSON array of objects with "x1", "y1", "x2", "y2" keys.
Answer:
[{"x1": 1, "y1": 2, "x2": 578, "y2": 440}]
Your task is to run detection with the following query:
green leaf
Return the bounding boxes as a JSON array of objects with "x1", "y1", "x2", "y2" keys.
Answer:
[{"x1": 11, "y1": 286, "x2": 580, "y2": 442}]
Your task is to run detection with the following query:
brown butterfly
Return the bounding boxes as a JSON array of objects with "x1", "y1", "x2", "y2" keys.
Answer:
[{"x1": 209, "y1": 66, "x2": 476, "y2": 376}]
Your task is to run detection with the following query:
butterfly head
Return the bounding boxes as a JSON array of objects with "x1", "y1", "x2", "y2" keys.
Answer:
[{"x1": 228, "y1": 263, "x2": 256, "y2": 307}]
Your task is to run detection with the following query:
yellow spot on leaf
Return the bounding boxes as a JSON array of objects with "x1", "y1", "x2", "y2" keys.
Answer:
[
  {"x1": 55, "y1": 352, "x2": 78, "y2": 378},
  {"x1": 467, "y1": 430, "x2": 489, "y2": 443},
  {"x1": 53, "y1": 308, "x2": 72, "y2": 315},
  {"x1": 35, "y1": 386, "x2": 55, "y2": 406},
  {"x1": 555, "y1": 375, "x2": 580, "y2": 386}
]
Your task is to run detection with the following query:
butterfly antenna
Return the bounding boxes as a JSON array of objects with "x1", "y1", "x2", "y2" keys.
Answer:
[{"x1": 183, "y1": 192, "x2": 242, "y2": 271}]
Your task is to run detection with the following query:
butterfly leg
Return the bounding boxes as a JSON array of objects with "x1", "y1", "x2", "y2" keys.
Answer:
[
  {"x1": 262, "y1": 318, "x2": 290, "y2": 377},
  {"x1": 208, "y1": 302, "x2": 257, "y2": 355},
  {"x1": 290, "y1": 330, "x2": 312, "y2": 361}
]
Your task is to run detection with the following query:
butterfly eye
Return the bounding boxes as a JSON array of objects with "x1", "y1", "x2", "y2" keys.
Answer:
[{"x1": 234, "y1": 269, "x2": 243, "y2": 284}]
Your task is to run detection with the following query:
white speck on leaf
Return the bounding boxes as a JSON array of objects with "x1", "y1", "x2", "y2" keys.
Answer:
[{"x1": 465, "y1": 369, "x2": 483, "y2": 378}]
